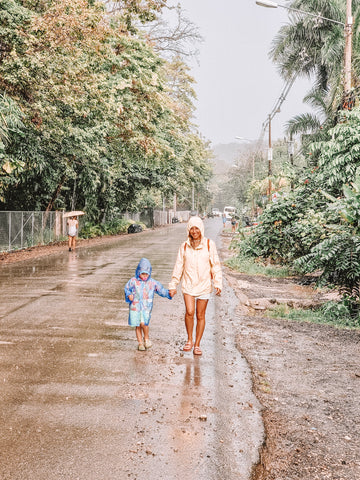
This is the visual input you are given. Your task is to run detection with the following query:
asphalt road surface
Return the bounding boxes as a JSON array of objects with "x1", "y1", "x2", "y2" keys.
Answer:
[{"x1": 0, "y1": 219, "x2": 263, "y2": 480}]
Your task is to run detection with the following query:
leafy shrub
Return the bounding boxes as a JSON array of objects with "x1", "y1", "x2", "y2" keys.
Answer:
[
  {"x1": 320, "y1": 299, "x2": 360, "y2": 326},
  {"x1": 79, "y1": 218, "x2": 145, "y2": 239},
  {"x1": 295, "y1": 232, "x2": 360, "y2": 300},
  {"x1": 235, "y1": 190, "x2": 331, "y2": 263},
  {"x1": 225, "y1": 254, "x2": 292, "y2": 278},
  {"x1": 270, "y1": 300, "x2": 360, "y2": 329}
]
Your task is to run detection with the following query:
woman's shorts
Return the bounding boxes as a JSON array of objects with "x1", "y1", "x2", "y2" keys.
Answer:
[{"x1": 195, "y1": 293, "x2": 211, "y2": 300}]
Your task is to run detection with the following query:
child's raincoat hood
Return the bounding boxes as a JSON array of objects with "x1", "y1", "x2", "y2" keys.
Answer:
[
  {"x1": 135, "y1": 257, "x2": 152, "y2": 280},
  {"x1": 186, "y1": 216, "x2": 204, "y2": 240}
]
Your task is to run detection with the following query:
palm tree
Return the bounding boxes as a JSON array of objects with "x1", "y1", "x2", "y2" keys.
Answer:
[{"x1": 270, "y1": 0, "x2": 347, "y2": 111}]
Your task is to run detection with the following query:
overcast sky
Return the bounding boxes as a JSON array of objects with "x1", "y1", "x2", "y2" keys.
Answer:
[{"x1": 165, "y1": 0, "x2": 313, "y2": 146}]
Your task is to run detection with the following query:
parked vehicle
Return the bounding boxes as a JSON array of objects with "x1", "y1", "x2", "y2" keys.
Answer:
[
  {"x1": 223, "y1": 206, "x2": 236, "y2": 221},
  {"x1": 211, "y1": 208, "x2": 221, "y2": 217}
]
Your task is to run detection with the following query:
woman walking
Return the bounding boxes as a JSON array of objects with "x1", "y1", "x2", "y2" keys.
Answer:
[
  {"x1": 67, "y1": 216, "x2": 79, "y2": 252},
  {"x1": 169, "y1": 216, "x2": 222, "y2": 356}
]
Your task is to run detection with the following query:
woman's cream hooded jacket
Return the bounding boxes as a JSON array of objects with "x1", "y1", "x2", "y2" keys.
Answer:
[{"x1": 169, "y1": 216, "x2": 222, "y2": 296}]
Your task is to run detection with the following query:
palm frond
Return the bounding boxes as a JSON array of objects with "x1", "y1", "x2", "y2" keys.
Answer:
[{"x1": 285, "y1": 113, "x2": 322, "y2": 137}]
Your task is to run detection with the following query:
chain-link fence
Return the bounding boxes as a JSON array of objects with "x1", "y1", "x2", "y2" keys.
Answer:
[{"x1": 0, "y1": 211, "x2": 67, "y2": 253}]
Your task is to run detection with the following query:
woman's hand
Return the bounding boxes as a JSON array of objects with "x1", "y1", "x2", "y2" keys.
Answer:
[
  {"x1": 169, "y1": 289, "x2": 177, "y2": 298},
  {"x1": 215, "y1": 288, "x2": 221, "y2": 296},
  {"x1": 128, "y1": 294, "x2": 134, "y2": 301}
]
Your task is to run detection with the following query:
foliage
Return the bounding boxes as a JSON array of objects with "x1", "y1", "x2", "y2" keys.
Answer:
[
  {"x1": 236, "y1": 185, "x2": 334, "y2": 263},
  {"x1": 270, "y1": 0, "x2": 347, "y2": 109},
  {"x1": 0, "y1": 92, "x2": 25, "y2": 201},
  {"x1": 0, "y1": 0, "x2": 212, "y2": 220},
  {"x1": 225, "y1": 253, "x2": 292, "y2": 278},
  {"x1": 295, "y1": 174, "x2": 360, "y2": 301},
  {"x1": 296, "y1": 233, "x2": 360, "y2": 298},
  {"x1": 232, "y1": 108, "x2": 360, "y2": 294},
  {"x1": 270, "y1": 300, "x2": 360, "y2": 329},
  {"x1": 226, "y1": 1, "x2": 360, "y2": 304},
  {"x1": 79, "y1": 217, "x2": 145, "y2": 238}
]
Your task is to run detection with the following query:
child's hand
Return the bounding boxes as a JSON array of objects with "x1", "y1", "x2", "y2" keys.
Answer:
[
  {"x1": 169, "y1": 289, "x2": 176, "y2": 298},
  {"x1": 128, "y1": 294, "x2": 134, "y2": 301},
  {"x1": 215, "y1": 288, "x2": 221, "y2": 296}
]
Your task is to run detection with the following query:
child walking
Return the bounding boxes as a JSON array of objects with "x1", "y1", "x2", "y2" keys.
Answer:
[{"x1": 124, "y1": 257, "x2": 171, "y2": 351}]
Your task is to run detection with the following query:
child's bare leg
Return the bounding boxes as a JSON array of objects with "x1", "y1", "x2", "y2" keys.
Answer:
[
  {"x1": 142, "y1": 324, "x2": 150, "y2": 341},
  {"x1": 135, "y1": 326, "x2": 143, "y2": 345}
]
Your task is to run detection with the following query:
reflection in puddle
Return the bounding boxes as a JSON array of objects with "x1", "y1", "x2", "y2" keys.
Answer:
[
  {"x1": 67, "y1": 251, "x2": 79, "y2": 276},
  {"x1": 183, "y1": 359, "x2": 201, "y2": 388}
]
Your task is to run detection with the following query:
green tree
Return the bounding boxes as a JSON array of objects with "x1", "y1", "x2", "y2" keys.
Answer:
[{"x1": 0, "y1": 0, "x2": 212, "y2": 220}]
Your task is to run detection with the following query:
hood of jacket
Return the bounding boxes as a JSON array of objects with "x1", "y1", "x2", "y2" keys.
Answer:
[
  {"x1": 135, "y1": 257, "x2": 152, "y2": 280},
  {"x1": 186, "y1": 216, "x2": 204, "y2": 240}
]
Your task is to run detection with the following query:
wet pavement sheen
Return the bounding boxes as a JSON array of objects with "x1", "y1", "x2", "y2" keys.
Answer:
[{"x1": 0, "y1": 219, "x2": 263, "y2": 479}]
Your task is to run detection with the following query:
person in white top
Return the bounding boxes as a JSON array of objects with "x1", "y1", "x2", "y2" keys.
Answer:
[
  {"x1": 67, "y1": 216, "x2": 79, "y2": 252},
  {"x1": 169, "y1": 216, "x2": 222, "y2": 356}
]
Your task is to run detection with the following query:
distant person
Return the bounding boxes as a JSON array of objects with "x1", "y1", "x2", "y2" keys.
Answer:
[
  {"x1": 231, "y1": 215, "x2": 237, "y2": 233},
  {"x1": 125, "y1": 257, "x2": 172, "y2": 351},
  {"x1": 67, "y1": 216, "x2": 78, "y2": 252},
  {"x1": 169, "y1": 216, "x2": 222, "y2": 356},
  {"x1": 222, "y1": 212, "x2": 227, "y2": 229}
]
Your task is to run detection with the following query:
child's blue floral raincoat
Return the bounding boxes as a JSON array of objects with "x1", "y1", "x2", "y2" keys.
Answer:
[{"x1": 124, "y1": 257, "x2": 171, "y2": 327}]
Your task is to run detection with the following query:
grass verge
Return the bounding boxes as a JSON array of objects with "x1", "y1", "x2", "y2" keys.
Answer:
[
  {"x1": 225, "y1": 254, "x2": 292, "y2": 278},
  {"x1": 269, "y1": 302, "x2": 360, "y2": 329}
]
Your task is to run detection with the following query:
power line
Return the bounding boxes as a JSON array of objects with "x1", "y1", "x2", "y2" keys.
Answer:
[{"x1": 260, "y1": 73, "x2": 297, "y2": 136}]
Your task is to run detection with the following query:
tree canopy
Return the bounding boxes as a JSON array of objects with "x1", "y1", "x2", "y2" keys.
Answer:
[{"x1": 0, "y1": 0, "x2": 212, "y2": 219}]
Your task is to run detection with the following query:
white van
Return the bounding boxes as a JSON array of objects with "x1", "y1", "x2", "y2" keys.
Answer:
[{"x1": 224, "y1": 206, "x2": 236, "y2": 220}]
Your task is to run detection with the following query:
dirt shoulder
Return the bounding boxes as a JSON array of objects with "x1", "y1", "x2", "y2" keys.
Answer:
[
  {"x1": 220, "y1": 236, "x2": 360, "y2": 480},
  {"x1": 3, "y1": 233, "x2": 360, "y2": 479},
  {"x1": 0, "y1": 233, "x2": 133, "y2": 265}
]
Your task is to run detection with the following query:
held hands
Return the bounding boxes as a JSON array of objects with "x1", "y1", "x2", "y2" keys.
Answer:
[
  {"x1": 215, "y1": 288, "x2": 221, "y2": 296},
  {"x1": 169, "y1": 289, "x2": 177, "y2": 298}
]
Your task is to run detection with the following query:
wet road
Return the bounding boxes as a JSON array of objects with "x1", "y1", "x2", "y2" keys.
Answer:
[{"x1": 0, "y1": 219, "x2": 263, "y2": 480}]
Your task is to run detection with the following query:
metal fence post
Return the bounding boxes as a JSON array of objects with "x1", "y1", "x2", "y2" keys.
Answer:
[
  {"x1": 8, "y1": 212, "x2": 11, "y2": 251},
  {"x1": 21, "y1": 211, "x2": 24, "y2": 249},
  {"x1": 32, "y1": 213, "x2": 34, "y2": 246}
]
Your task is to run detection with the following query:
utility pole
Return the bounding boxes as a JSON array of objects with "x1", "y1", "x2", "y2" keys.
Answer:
[
  {"x1": 344, "y1": 0, "x2": 353, "y2": 95},
  {"x1": 268, "y1": 114, "x2": 272, "y2": 200},
  {"x1": 288, "y1": 134, "x2": 294, "y2": 190}
]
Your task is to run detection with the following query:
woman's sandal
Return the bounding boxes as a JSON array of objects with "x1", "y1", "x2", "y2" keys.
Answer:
[
  {"x1": 182, "y1": 341, "x2": 193, "y2": 352},
  {"x1": 193, "y1": 346, "x2": 202, "y2": 356}
]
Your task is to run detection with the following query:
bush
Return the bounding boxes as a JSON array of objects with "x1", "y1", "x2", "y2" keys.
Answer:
[
  {"x1": 234, "y1": 190, "x2": 332, "y2": 264},
  {"x1": 270, "y1": 300, "x2": 360, "y2": 329},
  {"x1": 79, "y1": 218, "x2": 146, "y2": 239},
  {"x1": 225, "y1": 253, "x2": 292, "y2": 278},
  {"x1": 295, "y1": 232, "x2": 360, "y2": 300}
]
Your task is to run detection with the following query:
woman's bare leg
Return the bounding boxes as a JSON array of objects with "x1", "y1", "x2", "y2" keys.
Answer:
[
  {"x1": 183, "y1": 294, "x2": 196, "y2": 344},
  {"x1": 194, "y1": 299, "x2": 209, "y2": 348}
]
